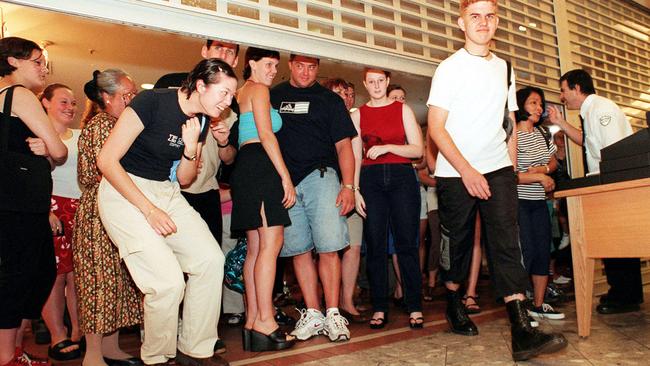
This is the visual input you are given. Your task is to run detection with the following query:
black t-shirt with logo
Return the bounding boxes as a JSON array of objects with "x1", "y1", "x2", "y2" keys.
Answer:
[
  {"x1": 270, "y1": 81, "x2": 357, "y2": 185},
  {"x1": 121, "y1": 89, "x2": 192, "y2": 181}
]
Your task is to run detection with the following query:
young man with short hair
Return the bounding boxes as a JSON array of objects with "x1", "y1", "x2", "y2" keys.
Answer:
[
  {"x1": 271, "y1": 54, "x2": 357, "y2": 343},
  {"x1": 427, "y1": 0, "x2": 567, "y2": 361},
  {"x1": 548, "y1": 69, "x2": 642, "y2": 315}
]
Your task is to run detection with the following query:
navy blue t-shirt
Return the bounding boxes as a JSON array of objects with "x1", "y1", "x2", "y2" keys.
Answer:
[{"x1": 121, "y1": 89, "x2": 192, "y2": 181}]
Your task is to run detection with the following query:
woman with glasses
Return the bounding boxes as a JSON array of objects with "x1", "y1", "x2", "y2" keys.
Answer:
[
  {"x1": 0, "y1": 36, "x2": 67, "y2": 366},
  {"x1": 73, "y1": 69, "x2": 144, "y2": 366}
]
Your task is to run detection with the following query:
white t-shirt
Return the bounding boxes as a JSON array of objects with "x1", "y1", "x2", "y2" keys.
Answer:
[
  {"x1": 427, "y1": 48, "x2": 518, "y2": 177},
  {"x1": 580, "y1": 94, "x2": 633, "y2": 174},
  {"x1": 52, "y1": 129, "x2": 82, "y2": 199}
]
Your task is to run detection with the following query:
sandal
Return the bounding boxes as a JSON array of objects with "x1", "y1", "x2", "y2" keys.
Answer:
[
  {"x1": 48, "y1": 339, "x2": 81, "y2": 361},
  {"x1": 409, "y1": 316, "x2": 424, "y2": 329},
  {"x1": 463, "y1": 295, "x2": 481, "y2": 314},
  {"x1": 423, "y1": 286, "x2": 435, "y2": 302},
  {"x1": 369, "y1": 313, "x2": 388, "y2": 329}
]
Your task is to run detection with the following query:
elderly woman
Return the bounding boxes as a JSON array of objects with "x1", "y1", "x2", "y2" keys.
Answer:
[
  {"x1": 74, "y1": 69, "x2": 143, "y2": 366},
  {"x1": 0, "y1": 36, "x2": 67, "y2": 366}
]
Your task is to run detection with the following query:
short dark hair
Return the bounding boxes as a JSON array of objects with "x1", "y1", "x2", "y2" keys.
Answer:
[
  {"x1": 515, "y1": 86, "x2": 546, "y2": 123},
  {"x1": 243, "y1": 47, "x2": 280, "y2": 80},
  {"x1": 289, "y1": 54, "x2": 320, "y2": 64},
  {"x1": 560, "y1": 69, "x2": 596, "y2": 95},
  {"x1": 181, "y1": 58, "x2": 238, "y2": 99},
  {"x1": 387, "y1": 84, "x2": 405, "y2": 96},
  {"x1": 322, "y1": 78, "x2": 349, "y2": 91},
  {"x1": 0, "y1": 37, "x2": 42, "y2": 76},
  {"x1": 206, "y1": 39, "x2": 240, "y2": 55}
]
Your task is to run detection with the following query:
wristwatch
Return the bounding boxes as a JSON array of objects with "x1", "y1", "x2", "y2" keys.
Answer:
[{"x1": 183, "y1": 151, "x2": 197, "y2": 161}]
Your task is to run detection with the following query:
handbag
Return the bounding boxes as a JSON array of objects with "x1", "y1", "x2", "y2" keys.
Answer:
[
  {"x1": 224, "y1": 236, "x2": 247, "y2": 294},
  {"x1": 0, "y1": 85, "x2": 53, "y2": 213}
]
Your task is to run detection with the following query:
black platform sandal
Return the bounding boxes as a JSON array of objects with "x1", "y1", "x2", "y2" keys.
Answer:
[{"x1": 250, "y1": 328, "x2": 295, "y2": 352}]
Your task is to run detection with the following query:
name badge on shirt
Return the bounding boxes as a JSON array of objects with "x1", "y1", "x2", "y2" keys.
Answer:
[{"x1": 280, "y1": 101, "x2": 310, "y2": 114}]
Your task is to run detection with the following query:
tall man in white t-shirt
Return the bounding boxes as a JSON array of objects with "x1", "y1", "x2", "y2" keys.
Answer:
[
  {"x1": 427, "y1": 0, "x2": 567, "y2": 361},
  {"x1": 548, "y1": 69, "x2": 642, "y2": 315}
]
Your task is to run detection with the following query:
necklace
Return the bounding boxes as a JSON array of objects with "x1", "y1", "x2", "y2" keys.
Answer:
[{"x1": 463, "y1": 47, "x2": 490, "y2": 58}]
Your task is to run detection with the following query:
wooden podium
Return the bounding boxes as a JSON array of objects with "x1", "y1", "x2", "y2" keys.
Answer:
[{"x1": 555, "y1": 177, "x2": 650, "y2": 337}]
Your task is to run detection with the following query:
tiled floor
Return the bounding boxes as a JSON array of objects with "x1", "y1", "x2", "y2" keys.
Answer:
[{"x1": 25, "y1": 286, "x2": 649, "y2": 365}]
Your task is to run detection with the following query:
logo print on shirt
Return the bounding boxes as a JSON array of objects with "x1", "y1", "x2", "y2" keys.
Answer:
[
  {"x1": 280, "y1": 101, "x2": 310, "y2": 114},
  {"x1": 599, "y1": 115, "x2": 612, "y2": 126},
  {"x1": 168, "y1": 134, "x2": 184, "y2": 148}
]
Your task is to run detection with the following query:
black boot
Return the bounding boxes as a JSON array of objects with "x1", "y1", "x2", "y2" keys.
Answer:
[
  {"x1": 445, "y1": 290, "x2": 478, "y2": 336},
  {"x1": 507, "y1": 299, "x2": 568, "y2": 361}
]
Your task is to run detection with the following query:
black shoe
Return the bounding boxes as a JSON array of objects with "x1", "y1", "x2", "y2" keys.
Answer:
[
  {"x1": 445, "y1": 290, "x2": 478, "y2": 336},
  {"x1": 103, "y1": 357, "x2": 144, "y2": 366},
  {"x1": 274, "y1": 307, "x2": 295, "y2": 326},
  {"x1": 250, "y1": 328, "x2": 295, "y2": 352},
  {"x1": 506, "y1": 299, "x2": 568, "y2": 361},
  {"x1": 242, "y1": 328, "x2": 252, "y2": 352},
  {"x1": 596, "y1": 302, "x2": 641, "y2": 314},
  {"x1": 599, "y1": 294, "x2": 643, "y2": 305},
  {"x1": 213, "y1": 339, "x2": 226, "y2": 354}
]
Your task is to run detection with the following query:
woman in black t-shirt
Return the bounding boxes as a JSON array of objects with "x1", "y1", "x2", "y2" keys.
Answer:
[{"x1": 96, "y1": 59, "x2": 237, "y2": 366}]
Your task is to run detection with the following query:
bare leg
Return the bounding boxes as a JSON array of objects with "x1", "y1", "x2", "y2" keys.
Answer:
[
  {"x1": 82, "y1": 333, "x2": 107, "y2": 366},
  {"x1": 392, "y1": 254, "x2": 403, "y2": 299},
  {"x1": 16, "y1": 319, "x2": 29, "y2": 348},
  {"x1": 465, "y1": 215, "x2": 482, "y2": 300},
  {"x1": 532, "y1": 275, "x2": 548, "y2": 307},
  {"x1": 244, "y1": 230, "x2": 260, "y2": 331},
  {"x1": 340, "y1": 245, "x2": 362, "y2": 315},
  {"x1": 0, "y1": 328, "x2": 18, "y2": 364},
  {"x1": 319, "y1": 252, "x2": 341, "y2": 310},
  {"x1": 42, "y1": 274, "x2": 76, "y2": 352},
  {"x1": 293, "y1": 252, "x2": 320, "y2": 310},
  {"x1": 251, "y1": 224, "x2": 284, "y2": 334},
  {"x1": 101, "y1": 331, "x2": 132, "y2": 360},
  {"x1": 64, "y1": 272, "x2": 81, "y2": 342}
]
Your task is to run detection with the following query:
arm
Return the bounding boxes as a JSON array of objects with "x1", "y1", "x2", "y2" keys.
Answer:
[
  {"x1": 507, "y1": 111, "x2": 517, "y2": 168},
  {"x1": 250, "y1": 85, "x2": 295, "y2": 208},
  {"x1": 14, "y1": 87, "x2": 67, "y2": 164},
  {"x1": 213, "y1": 113, "x2": 237, "y2": 164},
  {"x1": 427, "y1": 105, "x2": 491, "y2": 199},
  {"x1": 516, "y1": 171, "x2": 555, "y2": 192},
  {"x1": 335, "y1": 137, "x2": 355, "y2": 216},
  {"x1": 175, "y1": 116, "x2": 202, "y2": 186},
  {"x1": 350, "y1": 110, "x2": 366, "y2": 217},
  {"x1": 365, "y1": 103, "x2": 423, "y2": 160},
  {"x1": 547, "y1": 105, "x2": 582, "y2": 145},
  {"x1": 96, "y1": 108, "x2": 177, "y2": 236},
  {"x1": 425, "y1": 129, "x2": 438, "y2": 173}
]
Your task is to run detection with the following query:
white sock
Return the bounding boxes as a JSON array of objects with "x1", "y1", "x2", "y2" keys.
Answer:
[{"x1": 326, "y1": 307, "x2": 340, "y2": 316}]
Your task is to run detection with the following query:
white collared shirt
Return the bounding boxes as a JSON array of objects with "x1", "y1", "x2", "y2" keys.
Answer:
[{"x1": 580, "y1": 94, "x2": 633, "y2": 174}]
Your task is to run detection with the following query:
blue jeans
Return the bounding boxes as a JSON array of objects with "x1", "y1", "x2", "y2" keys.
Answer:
[{"x1": 361, "y1": 163, "x2": 422, "y2": 313}]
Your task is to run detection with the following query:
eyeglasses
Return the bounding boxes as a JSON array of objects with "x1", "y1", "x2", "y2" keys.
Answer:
[{"x1": 28, "y1": 58, "x2": 48, "y2": 69}]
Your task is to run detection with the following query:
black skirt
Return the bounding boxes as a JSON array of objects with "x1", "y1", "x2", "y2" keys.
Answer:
[{"x1": 230, "y1": 143, "x2": 291, "y2": 231}]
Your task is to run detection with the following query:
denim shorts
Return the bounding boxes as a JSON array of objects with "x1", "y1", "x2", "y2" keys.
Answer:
[{"x1": 280, "y1": 167, "x2": 349, "y2": 257}]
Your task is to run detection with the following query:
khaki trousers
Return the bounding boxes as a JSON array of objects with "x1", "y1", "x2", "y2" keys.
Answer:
[{"x1": 98, "y1": 175, "x2": 224, "y2": 364}]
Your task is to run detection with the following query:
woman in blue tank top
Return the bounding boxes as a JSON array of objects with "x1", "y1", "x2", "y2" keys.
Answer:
[{"x1": 230, "y1": 47, "x2": 296, "y2": 352}]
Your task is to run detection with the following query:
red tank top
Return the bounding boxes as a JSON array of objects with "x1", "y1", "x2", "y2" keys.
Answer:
[{"x1": 360, "y1": 101, "x2": 410, "y2": 166}]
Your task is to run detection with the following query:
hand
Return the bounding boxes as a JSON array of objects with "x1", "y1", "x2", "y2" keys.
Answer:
[
  {"x1": 48, "y1": 212, "x2": 63, "y2": 236},
  {"x1": 461, "y1": 167, "x2": 491, "y2": 199},
  {"x1": 210, "y1": 119, "x2": 230, "y2": 147},
  {"x1": 181, "y1": 116, "x2": 202, "y2": 155},
  {"x1": 366, "y1": 145, "x2": 390, "y2": 160},
  {"x1": 196, "y1": 157, "x2": 204, "y2": 175},
  {"x1": 546, "y1": 105, "x2": 563, "y2": 126},
  {"x1": 539, "y1": 175, "x2": 555, "y2": 192},
  {"x1": 354, "y1": 190, "x2": 367, "y2": 218},
  {"x1": 336, "y1": 187, "x2": 355, "y2": 216},
  {"x1": 281, "y1": 178, "x2": 296, "y2": 209},
  {"x1": 145, "y1": 207, "x2": 177, "y2": 236},
  {"x1": 26, "y1": 137, "x2": 49, "y2": 157}
]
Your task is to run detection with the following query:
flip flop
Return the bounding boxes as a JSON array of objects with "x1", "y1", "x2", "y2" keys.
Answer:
[{"x1": 48, "y1": 339, "x2": 81, "y2": 361}]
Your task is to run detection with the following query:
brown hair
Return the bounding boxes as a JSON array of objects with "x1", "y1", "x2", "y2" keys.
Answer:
[
  {"x1": 363, "y1": 68, "x2": 391, "y2": 79},
  {"x1": 460, "y1": 0, "x2": 498, "y2": 14}
]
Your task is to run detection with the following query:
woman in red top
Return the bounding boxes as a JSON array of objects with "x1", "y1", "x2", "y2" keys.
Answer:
[{"x1": 351, "y1": 69, "x2": 423, "y2": 330}]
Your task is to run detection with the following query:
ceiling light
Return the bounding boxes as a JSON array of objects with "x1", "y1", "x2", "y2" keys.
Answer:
[
  {"x1": 518, "y1": 25, "x2": 527, "y2": 32},
  {"x1": 614, "y1": 24, "x2": 649, "y2": 42},
  {"x1": 141, "y1": 83, "x2": 154, "y2": 90},
  {"x1": 528, "y1": 22, "x2": 537, "y2": 28}
]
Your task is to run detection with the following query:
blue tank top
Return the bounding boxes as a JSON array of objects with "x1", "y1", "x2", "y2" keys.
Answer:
[{"x1": 238, "y1": 108, "x2": 283, "y2": 146}]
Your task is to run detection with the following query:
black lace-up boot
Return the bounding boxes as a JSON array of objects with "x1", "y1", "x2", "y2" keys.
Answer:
[
  {"x1": 507, "y1": 299, "x2": 568, "y2": 361},
  {"x1": 445, "y1": 290, "x2": 478, "y2": 336}
]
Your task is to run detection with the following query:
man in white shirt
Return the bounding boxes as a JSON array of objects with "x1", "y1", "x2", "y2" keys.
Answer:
[
  {"x1": 548, "y1": 69, "x2": 642, "y2": 314},
  {"x1": 427, "y1": 0, "x2": 567, "y2": 361}
]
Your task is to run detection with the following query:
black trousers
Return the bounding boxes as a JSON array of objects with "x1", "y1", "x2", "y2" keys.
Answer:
[
  {"x1": 181, "y1": 189, "x2": 223, "y2": 245},
  {"x1": 603, "y1": 258, "x2": 643, "y2": 304},
  {"x1": 437, "y1": 167, "x2": 529, "y2": 298}
]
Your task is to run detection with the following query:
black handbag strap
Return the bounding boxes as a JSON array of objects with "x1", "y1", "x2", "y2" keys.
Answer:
[{"x1": 0, "y1": 85, "x2": 19, "y2": 153}]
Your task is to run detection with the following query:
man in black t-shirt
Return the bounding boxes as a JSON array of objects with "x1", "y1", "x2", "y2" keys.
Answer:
[
  {"x1": 154, "y1": 39, "x2": 240, "y2": 355},
  {"x1": 270, "y1": 54, "x2": 357, "y2": 342}
]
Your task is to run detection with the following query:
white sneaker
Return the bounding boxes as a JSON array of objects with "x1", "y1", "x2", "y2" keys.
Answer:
[
  {"x1": 558, "y1": 233, "x2": 570, "y2": 250},
  {"x1": 553, "y1": 275, "x2": 571, "y2": 285},
  {"x1": 291, "y1": 308, "x2": 325, "y2": 340},
  {"x1": 323, "y1": 311, "x2": 350, "y2": 342},
  {"x1": 528, "y1": 303, "x2": 565, "y2": 320}
]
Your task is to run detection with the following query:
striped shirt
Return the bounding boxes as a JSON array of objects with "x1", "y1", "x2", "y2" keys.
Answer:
[{"x1": 516, "y1": 128, "x2": 556, "y2": 200}]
